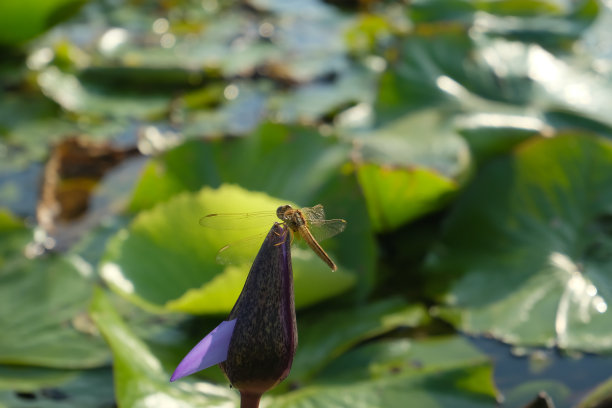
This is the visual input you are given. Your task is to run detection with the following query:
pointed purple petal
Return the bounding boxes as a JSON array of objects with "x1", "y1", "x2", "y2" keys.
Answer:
[{"x1": 170, "y1": 319, "x2": 237, "y2": 382}]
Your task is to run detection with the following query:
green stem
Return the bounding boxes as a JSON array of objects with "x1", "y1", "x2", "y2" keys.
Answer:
[{"x1": 240, "y1": 392, "x2": 262, "y2": 408}]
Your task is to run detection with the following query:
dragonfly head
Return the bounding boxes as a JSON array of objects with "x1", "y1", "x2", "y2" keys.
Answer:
[{"x1": 276, "y1": 205, "x2": 294, "y2": 221}]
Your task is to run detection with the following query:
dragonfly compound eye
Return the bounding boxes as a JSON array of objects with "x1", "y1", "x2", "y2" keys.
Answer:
[{"x1": 276, "y1": 205, "x2": 292, "y2": 220}]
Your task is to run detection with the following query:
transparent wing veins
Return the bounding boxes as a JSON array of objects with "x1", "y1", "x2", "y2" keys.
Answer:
[
  {"x1": 215, "y1": 232, "x2": 269, "y2": 264},
  {"x1": 305, "y1": 218, "x2": 347, "y2": 242},
  {"x1": 199, "y1": 211, "x2": 276, "y2": 230},
  {"x1": 301, "y1": 204, "x2": 325, "y2": 222}
]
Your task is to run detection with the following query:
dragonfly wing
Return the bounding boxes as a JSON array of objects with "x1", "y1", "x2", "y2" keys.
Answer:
[
  {"x1": 199, "y1": 211, "x2": 276, "y2": 230},
  {"x1": 301, "y1": 204, "x2": 326, "y2": 222},
  {"x1": 306, "y1": 218, "x2": 347, "y2": 242},
  {"x1": 214, "y1": 232, "x2": 269, "y2": 264}
]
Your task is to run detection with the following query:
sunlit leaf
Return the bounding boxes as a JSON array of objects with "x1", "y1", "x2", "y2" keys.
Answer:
[
  {"x1": 102, "y1": 184, "x2": 355, "y2": 313},
  {"x1": 350, "y1": 110, "x2": 469, "y2": 231},
  {"x1": 0, "y1": 0, "x2": 87, "y2": 45},
  {"x1": 357, "y1": 164, "x2": 458, "y2": 232}
]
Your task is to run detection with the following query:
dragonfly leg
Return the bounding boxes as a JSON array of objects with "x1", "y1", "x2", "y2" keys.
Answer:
[{"x1": 272, "y1": 223, "x2": 290, "y2": 246}]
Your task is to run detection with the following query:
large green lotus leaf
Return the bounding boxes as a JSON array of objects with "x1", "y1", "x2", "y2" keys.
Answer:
[
  {"x1": 409, "y1": 0, "x2": 598, "y2": 45},
  {"x1": 0, "y1": 0, "x2": 87, "y2": 45},
  {"x1": 426, "y1": 133, "x2": 612, "y2": 352},
  {"x1": 410, "y1": 0, "x2": 597, "y2": 19},
  {"x1": 349, "y1": 110, "x2": 469, "y2": 231},
  {"x1": 37, "y1": 67, "x2": 171, "y2": 119},
  {"x1": 269, "y1": 67, "x2": 377, "y2": 124},
  {"x1": 469, "y1": 39, "x2": 612, "y2": 129},
  {"x1": 377, "y1": 28, "x2": 612, "y2": 136},
  {"x1": 89, "y1": 288, "x2": 236, "y2": 408},
  {"x1": 455, "y1": 112, "x2": 549, "y2": 165},
  {"x1": 314, "y1": 336, "x2": 491, "y2": 385},
  {"x1": 524, "y1": 45, "x2": 612, "y2": 129},
  {"x1": 0, "y1": 253, "x2": 110, "y2": 368},
  {"x1": 101, "y1": 184, "x2": 355, "y2": 313},
  {"x1": 266, "y1": 366, "x2": 496, "y2": 408},
  {"x1": 350, "y1": 110, "x2": 470, "y2": 176},
  {"x1": 127, "y1": 122, "x2": 376, "y2": 299},
  {"x1": 376, "y1": 32, "x2": 544, "y2": 125},
  {"x1": 375, "y1": 31, "x2": 517, "y2": 122},
  {"x1": 0, "y1": 366, "x2": 76, "y2": 391},
  {"x1": 0, "y1": 215, "x2": 109, "y2": 368},
  {"x1": 128, "y1": 123, "x2": 350, "y2": 212},
  {"x1": 267, "y1": 360, "x2": 496, "y2": 408},
  {"x1": 286, "y1": 299, "x2": 427, "y2": 384}
]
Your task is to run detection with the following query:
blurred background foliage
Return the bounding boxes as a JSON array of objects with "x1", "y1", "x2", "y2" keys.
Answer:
[{"x1": 2, "y1": 0, "x2": 612, "y2": 407}]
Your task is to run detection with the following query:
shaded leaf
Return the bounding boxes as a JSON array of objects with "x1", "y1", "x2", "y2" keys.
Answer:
[
  {"x1": 315, "y1": 335, "x2": 490, "y2": 383},
  {"x1": 287, "y1": 299, "x2": 427, "y2": 383},
  {"x1": 38, "y1": 67, "x2": 171, "y2": 119},
  {"x1": 129, "y1": 122, "x2": 350, "y2": 212},
  {"x1": 0, "y1": 219, "x2": 109, "y2": 368},
  {"x1": 268, "y1": 363, "x2": 496, "y2": 408},
  {"x1": 0, "y1": 368, "x2": 114, "y2": 408},
  {"x1": 455, "y1": 112, "x2": 550, "y2": 165},
  {"x1": 0, "y1": 366, "x2": 76, "y2": 391},
  {"x1": 89, "y1": 288, "x2": 236, "y2": 407},
  {"x1": 427, "y1": 133, "x2": 612, "y2": 351}
]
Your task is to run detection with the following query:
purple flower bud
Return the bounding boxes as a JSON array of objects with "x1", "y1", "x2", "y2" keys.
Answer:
[
  {"x1": 220, "y1": 222, "x2": 297, "y2": 401},
  {"x1": 171, "y1": 222, "x2": 297, "y2": 406}
]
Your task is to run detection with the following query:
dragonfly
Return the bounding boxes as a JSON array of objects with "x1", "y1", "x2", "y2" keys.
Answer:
[{"x1": 199, "y1": 204, "x2": 346, "y2": 271}]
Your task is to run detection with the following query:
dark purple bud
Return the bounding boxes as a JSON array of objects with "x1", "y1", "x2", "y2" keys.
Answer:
[{"x1": 220, "y1": 222, "x2": 297, "y2": 404}]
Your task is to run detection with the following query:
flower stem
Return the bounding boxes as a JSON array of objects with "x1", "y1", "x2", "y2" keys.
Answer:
[{"x1": 240, "y1": 392, "x2": 262, "y2": 408}]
